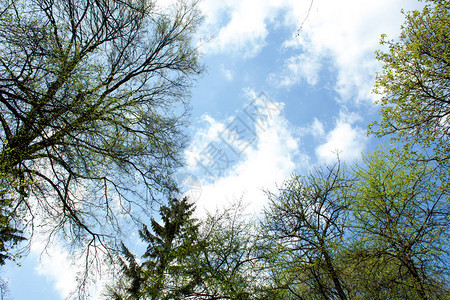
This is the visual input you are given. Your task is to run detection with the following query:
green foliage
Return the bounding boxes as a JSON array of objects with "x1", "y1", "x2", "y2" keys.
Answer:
[
  {"x1": 108, "y1": 197, "x2": 202, "y2": 299},
  {"x1": 0, "y1": 0, "x2": 203, "y2": 265},
  {"x1": 0, "y1": 176, "x2": 25, "y2": 265},
  {"x1": 140, "y1": 198, "x2": 201, "y2": 299},
  {"x1": 109, "y1": 2, "x2": 450, "y2": 299},
  {"x1": 0, "y1": 200, "x2": 25, "y2": 265},
  {"x1": 363, "y1": 4, "x2": 450, "y2": 295},
  {"x1": 370, "y1": 0, "x2": 450, "y2": 165},
  {"x1": 109, "y1": 154, "x2": 449, "y2": 299},
  {"x1": 194, "y1": 201, "x2": 262, "y2": 299},
  {"x1": 109, "y1": 199, "x2": 268, "y2": 299},
  {"x1": 259, "y1": 151, "x2": 449, "y2": 299},
  {"x1": 262, "y1": 162, "x2": 352, "y2": 300},
  {"x1": 348, "y1": 147, "x2": 449, "y2": 299}
]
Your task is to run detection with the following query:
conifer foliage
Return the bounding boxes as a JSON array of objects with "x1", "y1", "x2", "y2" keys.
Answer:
[
  {"x1": 109, "y1": 197, "x2": 202, "y2": 299},
  {"x1": 0, "y1": 198, "x2": 24, "y2": 265}
]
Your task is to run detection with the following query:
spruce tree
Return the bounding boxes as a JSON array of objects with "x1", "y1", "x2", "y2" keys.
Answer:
[{"x1": 109, "y1": 197, "x2": 202, "y2": 299}]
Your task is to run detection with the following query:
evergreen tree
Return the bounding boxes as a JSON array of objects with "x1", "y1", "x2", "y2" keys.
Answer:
[
  {"x1": 108, "y1": 197, "x2": 202, "y2": 299},
  {"x1": 0, "y1": 184, "x2": 25, "y2": 265}
]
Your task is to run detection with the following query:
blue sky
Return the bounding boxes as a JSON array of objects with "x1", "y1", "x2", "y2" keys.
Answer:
[{"x1": 2, "y1": 0, "x2": 425, "y2": 298}]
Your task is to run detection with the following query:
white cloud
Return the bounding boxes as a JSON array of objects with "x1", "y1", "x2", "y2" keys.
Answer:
[
  {"x1": 184, "y1": 90, "x2": 308, "y2": 215},
  {"x1": 220, "y1": 64, "x2": 234, "y2": 81},
  {"x1": 299, "y1": 118, "x2": 325, "y2": 138},
  {"x1": 31, "y1": 229, "x2": 113, "y2": 299},
  {"x1": 269, "y1": 53, "x2": 321, "y2": 87},
  {"x1": 310, "y1": 118, "x2": 325, "y2": 138},
  {"x1": 198, "y1": 0, "x2": 304, "y2": 57},
  {"x1": 199, "y1": 0, "x2": 423, "y2": 102},
  {"x1": 33, "y1": 244, "x2": 77, "y2": 297},
  {"x1": 315, "y1": 110, "x2": 367, "y2": 163},
  {"x1": 184, "y1": 115, "x2": 227, "y2": 168},
  {"x1": 282, "y1": 0, "x2": 424, "y2": 102}
]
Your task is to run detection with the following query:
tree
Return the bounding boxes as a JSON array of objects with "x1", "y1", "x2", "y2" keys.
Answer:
[
  {"x1": 109, "y1": 199, "x2": 267, "y2": 300},
  {"x1": 262, "y1": 162, "x2": 352, "y2": 300},
  {"x1": 348, "y1": 148, "x2": 449, "y2": 299},
  {"x1": 0, "y1": 179, "x2": 25, "y2": 265},
  {"x1": 108, "y1": 197, "x2": 203, "y2": 299},
  {"x1": 193, "y1": 201, "x2": 262, "y2": 299},
  {"x1": 370, "y1": 0, "x2": 450, "y2": 165},
  {"x1": 0, "y1": 201, "x2": 24, "y2": 265},
  {"x1": 366, "y1": 2, "x2": 450, "y2": 297},
  {"x1": 0, "y1": 0, "x2": 203, "y2": 263}
]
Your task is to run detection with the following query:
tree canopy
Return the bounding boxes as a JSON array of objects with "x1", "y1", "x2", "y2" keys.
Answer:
[
  {"x1": 348, "y1": 148, "x2": 449, "y2": 299},
  {"x1": 370, "y1": 0, "x2": 450, "y2": 164},
  {"x1": 109, "y1": 197, "x2": 202, "y2": 299},
  {"x1": 107, "y1": 1, "x2": 450, "y2": 299},
  {"x1": 1, "y1": 0, "x2": 448, "y2": 298},
  {"x1": 263, "y1": 163, "x2": 351, "y2": 299},
  {"x1": 0, "y1": 0, "x2": 203, "y2": 262},
  {"x1": 109, "y1": 199, "x2": 265, "y2": 299}
]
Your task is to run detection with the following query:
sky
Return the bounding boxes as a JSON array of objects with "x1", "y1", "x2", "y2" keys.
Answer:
[{"x1": 2, "y1": 0, "x2": 425, "y2": 299}]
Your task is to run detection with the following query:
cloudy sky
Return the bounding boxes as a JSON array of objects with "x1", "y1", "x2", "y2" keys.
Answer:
[{"x1": 3, "y1": 0, "x2": 425, "y2": 298}]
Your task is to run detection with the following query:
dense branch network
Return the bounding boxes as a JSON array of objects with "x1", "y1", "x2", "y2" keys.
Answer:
[{"x1": 0, "y1": 0, "x2": 203, "y2": 260}]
